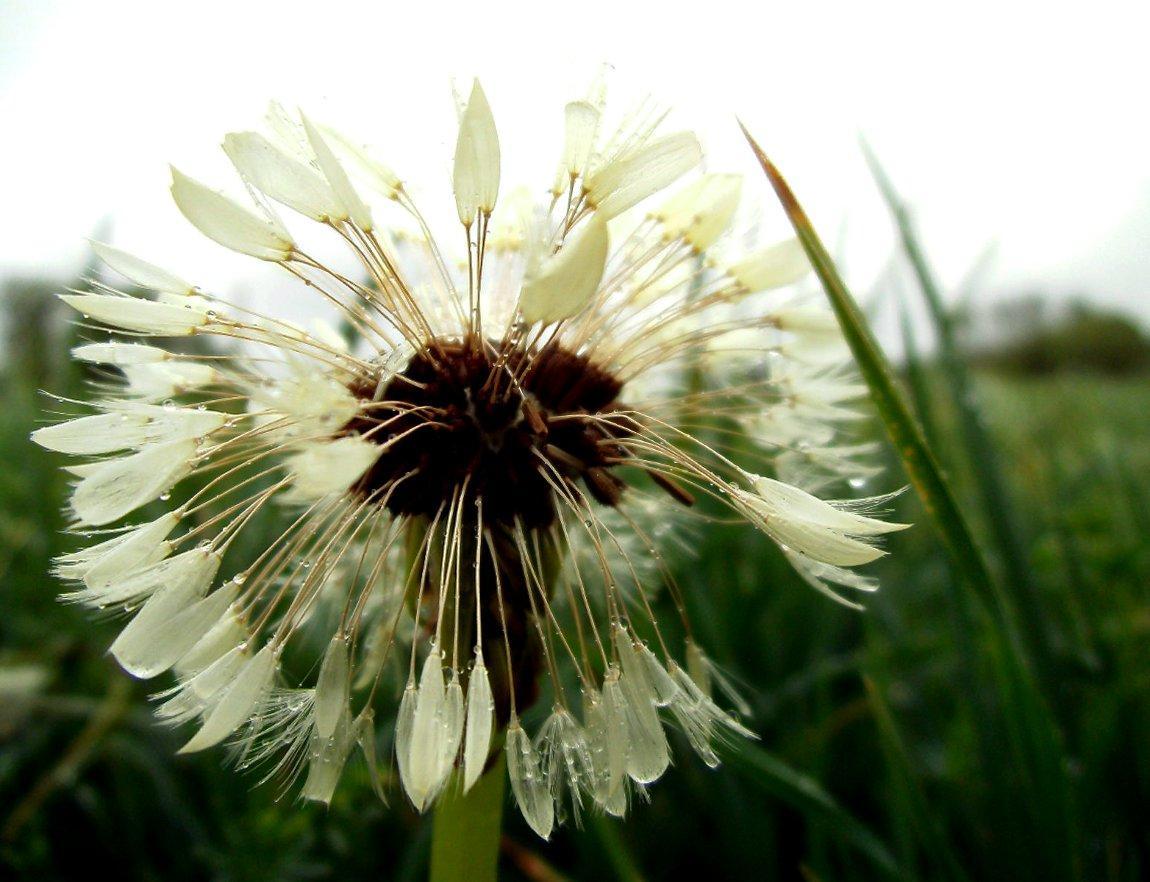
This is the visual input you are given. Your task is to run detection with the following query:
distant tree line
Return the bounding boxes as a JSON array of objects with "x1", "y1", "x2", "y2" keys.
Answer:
[{"x1": 959, "y1": 295, "x2": 1150, "y2": 375}]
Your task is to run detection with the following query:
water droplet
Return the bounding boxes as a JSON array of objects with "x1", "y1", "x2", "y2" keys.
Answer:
[{"x1": 159, "y1": 491, "x2": 171, "y2": 501}]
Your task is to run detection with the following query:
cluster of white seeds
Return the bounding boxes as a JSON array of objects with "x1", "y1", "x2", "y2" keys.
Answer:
[{"x1": 36, "y1": 78, "x2": 906, "y2": 834}]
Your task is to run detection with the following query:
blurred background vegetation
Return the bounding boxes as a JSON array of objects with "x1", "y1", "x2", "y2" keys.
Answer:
[{"x1": 1, "y1": 176, "x2": 1148, "y2": 881}]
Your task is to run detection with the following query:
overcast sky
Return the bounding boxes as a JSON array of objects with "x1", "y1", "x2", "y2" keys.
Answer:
[{"x1": 2, "y1": 0, "x2": 1147, "y2": 336}]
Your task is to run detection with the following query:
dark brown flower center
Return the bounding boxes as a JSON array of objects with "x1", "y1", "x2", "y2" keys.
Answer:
[{"x1": 342, "y1": 335, "x2": 631, "y2": 527}]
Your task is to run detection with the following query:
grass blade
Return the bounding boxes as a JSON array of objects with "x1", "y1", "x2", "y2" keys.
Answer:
[
  {"x1": 739, "y1": 124, "x2": 1008, "y2": 631},
  {"x1": 588, "y1": 814, "x2": 647, "y2": 882},
  {"x1": 722, "y1": 741, "x2": 903, "y2": 880},
  {"x1": 740, "y1": 125, "x2": 1078, "y2": 882},
  {"x1": 861, "y1": 142, "x2": 1047, "y2": 664},
  {"x1": 863, "y1": 677, "x2": 972, "y2": 882},
  {"x1": 898, "y1": 301, "x2": 943, "y2": 449}
]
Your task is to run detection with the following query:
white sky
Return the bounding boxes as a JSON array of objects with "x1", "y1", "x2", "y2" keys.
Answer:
[{"x1": 2, "y1": 0, "x2": 1148, "y2": 336}]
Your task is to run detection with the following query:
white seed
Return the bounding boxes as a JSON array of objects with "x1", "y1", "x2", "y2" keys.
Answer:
[
  {"x1": 462, "y1": 654, "x2": 494, "y2": 792},
  {"x1": 71, "y1": 439, "x2": 196, "y2": 526},
  {"x1": 302, "y1": 114, "x2": 374, "y2": 231},
  {"x1": 395, "y1": 682, "x2": 418, "y2": 801},
  {"x1": 506, "y1": 719, "x2": 554, "y2": 839},
  {"x1": 726, "y1": 239, "x2": 810, "y2": 292},
  {"x1": 561, "y1": 100, "x2": 600, "y2": 178},
  {"x1": 59, "y1": 294, "x2": 210, "y2": 336},
  {"x1": 56, "y1": 511, "x2": 179, "y2": 589},
  {"x1": 33, "y1": 405, "x2": 227, "y2": 455},
  {"x1": 283, "y1": 437, "x2": 382, "y2": 502},
  {"x1": 170, "y1": 167, "x2": 293, "y2": 261},
  {"x1": 175, "y1": 606, "x2": 247, "y2": 677},
  {"x1": 441, "y1": 672, "x2": 465, "y2": 771},
  {"x1": 653, "y1": 174, "x2": 742, "y2": 251},
  {"x1": 112, "y1": 572, "x2": 234, "y2": 679},
  {"x1": 90, "y1": 242, "x2": 193, "y2": 297},
  {"x1": 301, "y1": 705, "x2": 353, "y2": 806},
  {"x1": 404, "y1": 645, "x2": 449, "y2": 810},
  {"x1": 518, "y1": 213, "x2": 609, "y2": 326},
  {"x1": 71, "y1": 342, "x2": 168, "y2": 366},
  {"x1": 223, "y1": 131, "x2": 343, "y2": 223},
  {"x1": 314, "y1": 633, "x2": 350, "y2": 740},
  {"x1": 453, "y1": 80, "x2": 500, "y2": 225},
  {"x1": 179, "y1": 644, "x2": 277, "y2": 753},
  {"x1": 612, "y1": 628, "x2": 670, "y2": 783},
  {"x1": 585, "y1": 132, "x2": 701, "y2": 219}
]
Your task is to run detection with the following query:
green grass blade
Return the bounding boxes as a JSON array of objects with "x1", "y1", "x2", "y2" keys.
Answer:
[
  {"x1": 863, "y1": 677, "x2": 972, "y2": 882},
  {"x1": 722, "y1": 741, "x2": 903, "y2": 879},
  {"x1": 588, "y1": 814, "x2": 647, "y2": 882},
  {"x1": 739, "y1": 124, "x2": 1008, "y2": 632},
  {"x1": 898, "y1": 302, "x2": 943, "y2": 449},
  {"x1": 860, "y1": 143, "x2": 1045, "y2": 656},
  {"x1": 740, "y1": 125, "x2": 1078, "y2": 882}
]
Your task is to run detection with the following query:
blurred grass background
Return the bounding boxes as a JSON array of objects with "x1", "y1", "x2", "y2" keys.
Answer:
[{"x1": 1, "y1": 174, "x2": 1148, "y2": 881}]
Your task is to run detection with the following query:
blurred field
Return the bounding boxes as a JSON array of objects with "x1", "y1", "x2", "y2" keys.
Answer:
[{"x1": 1, "y1": 267, "x2": 1147, "y2": 881}]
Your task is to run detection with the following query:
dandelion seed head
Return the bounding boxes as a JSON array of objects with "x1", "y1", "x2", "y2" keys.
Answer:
[{"x1": 37, "y1": 76, "x2": 908, "y2": 832}]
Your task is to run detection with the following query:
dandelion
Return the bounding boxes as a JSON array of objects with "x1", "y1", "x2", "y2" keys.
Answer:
[{"x1": 36, "y1": 78, "x2": 907, "y2": 837}]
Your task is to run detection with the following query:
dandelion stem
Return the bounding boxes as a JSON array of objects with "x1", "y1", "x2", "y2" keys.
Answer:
[{"x1": 429, "y1": 754, "x2": 507, "y2": 882}]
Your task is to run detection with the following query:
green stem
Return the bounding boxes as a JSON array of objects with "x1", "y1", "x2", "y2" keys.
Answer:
[{"x1": 429, "y1": 753, "x2": 507, "y2": 882}]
